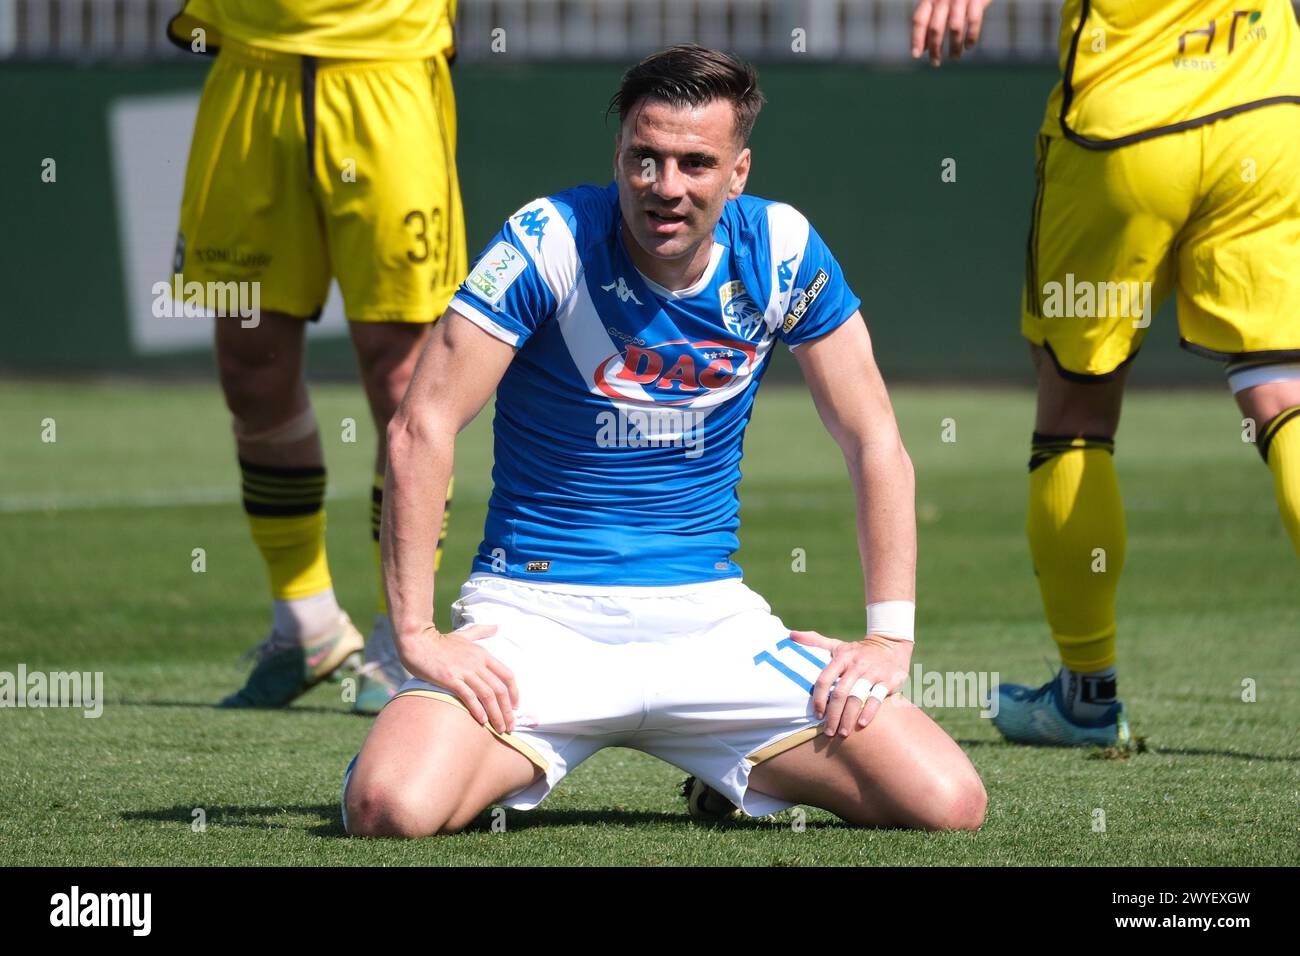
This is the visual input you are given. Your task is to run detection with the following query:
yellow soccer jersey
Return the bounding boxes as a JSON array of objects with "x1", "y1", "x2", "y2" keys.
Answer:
[
  {"x1": 1042, "y1": 0, "x2": 1300, "y2": 147},
  {"x1": 168, "y1": 0, "x2": 456, "y2": 60}
]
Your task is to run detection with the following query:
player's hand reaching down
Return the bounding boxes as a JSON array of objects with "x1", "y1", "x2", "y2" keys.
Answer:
[
  {"x1": 398, "y1": 623, "x2": 519, "y2": 734},
  {"x1": 911, "y1": 0, "x2": 994, "y2": 66},
  {"x1": 790, "y1": 629, "x2": 914, "y2": 737}
]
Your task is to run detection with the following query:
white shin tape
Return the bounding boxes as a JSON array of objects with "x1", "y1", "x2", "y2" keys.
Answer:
[{"x1": 232, "y1": 405, "x2": 319, "y2": 444}]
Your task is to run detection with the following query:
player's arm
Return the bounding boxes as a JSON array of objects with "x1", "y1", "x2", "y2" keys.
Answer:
[
  {"x1": 791, "y1": 311, "x2": 917, "y2": 735},
  {"x1": 911, "y1": 0, "x2": 994, "y2": 66},
  {"x1": 382, "y1": 308, "x2": 520, "y2": 733}
]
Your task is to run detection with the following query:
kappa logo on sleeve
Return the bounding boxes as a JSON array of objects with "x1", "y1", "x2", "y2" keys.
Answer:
[
  {"x1": 782, "y1": 268, "x2": 829, "y2": 334},
  {"x1": 467, "y1": 241, "x2": 528, "y2": 305}
]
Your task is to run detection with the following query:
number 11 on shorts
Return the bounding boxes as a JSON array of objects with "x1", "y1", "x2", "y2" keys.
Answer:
[{"x1": 753, "y1": 637, "x2": 825, "y2": 694}]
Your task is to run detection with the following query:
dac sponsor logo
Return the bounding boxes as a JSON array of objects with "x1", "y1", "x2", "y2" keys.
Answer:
[{"x1": 593, "y1": 337, "x2": 757, "y2": 406}]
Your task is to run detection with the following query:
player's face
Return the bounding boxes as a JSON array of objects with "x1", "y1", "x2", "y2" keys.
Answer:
[{"x1": 614, "y1": 98, "x2": 751, "y2": 278}]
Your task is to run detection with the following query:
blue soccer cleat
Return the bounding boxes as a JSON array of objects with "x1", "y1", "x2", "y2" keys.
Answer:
[{"x1": 992, "y1": 674, "x2": 1131, "y2": 748}]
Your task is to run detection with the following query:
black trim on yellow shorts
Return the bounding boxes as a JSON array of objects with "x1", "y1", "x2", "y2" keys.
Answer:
[
  {"x1": 1058, "y1": 0, "x2": 1300, "y2": 151},
  {"x1": 1038, "y1": 340, "x2": 1141, "y2": 383},
  {"x1": 301, "y1": 55, "x2": 319, "y2": 180},
  {"x1": 1024, "y1": 135, "x2": 1050, "y2": 319},
  {"x1": 1180, "y1": 339, "x2": 1300, "y2": 365},
  {"x1": 166, "y1": 5, "x2": 220, "y2": 57},
  {"x1": 217, "y1": 308, "x2": 323, "y2": 323}
]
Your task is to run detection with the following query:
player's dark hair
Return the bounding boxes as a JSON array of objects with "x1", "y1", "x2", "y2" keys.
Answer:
[{"x1": 608, "y1": 44, "x2": 765, "y2": 147}]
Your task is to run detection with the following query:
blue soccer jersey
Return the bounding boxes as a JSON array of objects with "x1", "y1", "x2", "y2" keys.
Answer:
[{"x1": 450, "y1": 181, "x2": 860, "y2": 586}]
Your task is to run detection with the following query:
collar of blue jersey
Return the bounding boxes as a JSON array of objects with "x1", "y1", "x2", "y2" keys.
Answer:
[{"x1": 609, "y1": 194, "x2": 771, "y2": 324}]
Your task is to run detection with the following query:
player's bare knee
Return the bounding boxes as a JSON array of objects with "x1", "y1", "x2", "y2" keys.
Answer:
[
  {"x1": 345, "y1": 778, "x2": 451, "y2": 839},
  {"x1": 216, "y1": 356, "x2": 303, "y2": 420},
  {"x1": 943, "y1": 773, "x2": 987, "y2": 831},
  {"x1": 914, "y1": 770, "x2": 986, "y2": 832}
]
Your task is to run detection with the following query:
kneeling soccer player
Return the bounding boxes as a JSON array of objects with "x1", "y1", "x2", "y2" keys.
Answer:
[{"x1": 342, "y1": 45, "x2": 986, "y2": 836}]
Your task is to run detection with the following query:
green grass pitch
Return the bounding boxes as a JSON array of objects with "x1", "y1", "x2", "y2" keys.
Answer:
[{"x1": 0, "y1": 379, "x2": 1296, "y2": 866}]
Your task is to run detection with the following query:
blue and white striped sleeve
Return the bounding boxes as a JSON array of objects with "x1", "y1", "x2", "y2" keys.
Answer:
[
  {"x1": 450, "y1": 197, "x2": 577, "y2": 347},
  {"x1": 779, "y1": 221, "x2": 861, "y2": 349}
]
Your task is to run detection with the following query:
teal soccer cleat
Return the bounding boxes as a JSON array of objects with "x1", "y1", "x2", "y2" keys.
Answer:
[
  {"x1": 992, "y1": 674, "x2": 1131, "y2": 748},
  {"x1": 218, "y1": 612, "x2": 365, "y2": 709},
  {"x1": 351, "y1": 614, "x2": 410, "y2": 716}
]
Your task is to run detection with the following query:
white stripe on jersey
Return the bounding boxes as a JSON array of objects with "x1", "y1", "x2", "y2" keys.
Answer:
[
  {"x1": 508, "y1": 197, "x2": 581, "y2": 310},
  {"x1": 557, "y1": 269, "x2": 657, "y2": 405},
  {"x1": 450, "y1": 295, "x2": 524, "y2": 346},
  {"x1": 763, "y1": 203, "x2": 811, "y2": 334}
]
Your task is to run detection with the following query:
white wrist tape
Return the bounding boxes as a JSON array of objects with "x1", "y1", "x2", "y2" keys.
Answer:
[{"x1": 867, "y1": 601, "x2": 915, "y2": 642}]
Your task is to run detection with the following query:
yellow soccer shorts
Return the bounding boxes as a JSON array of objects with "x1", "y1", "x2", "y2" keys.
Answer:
[
  {"x1": 1022, "y1": 104, "x2": 1300, "y2": 378},
  {"x1": 176, "y1": 38, "x2": 467, "y2": 322}
]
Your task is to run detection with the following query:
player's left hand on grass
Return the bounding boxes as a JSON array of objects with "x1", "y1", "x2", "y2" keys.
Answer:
[
  {"x1": 790, "y1": 629, "x2": 913, "y2": 737},
  {"x1": 911, "y1": 0, "x2": 994, "y2": 67}
]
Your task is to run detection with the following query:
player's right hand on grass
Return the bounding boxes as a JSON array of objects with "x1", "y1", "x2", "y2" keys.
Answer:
[
  {"x1": 399, "y1": 623, "x2": 519, "y2": 734},
  {"x1": 911, "y1": 0, "x2": 993, "y2": 66}
]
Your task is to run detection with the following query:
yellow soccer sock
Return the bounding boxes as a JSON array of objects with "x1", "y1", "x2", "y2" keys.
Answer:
[
  {"x1": 1027, "y1": 434, "x2": 1126, "y2": 673},
  {"x1": 1260, "y1": 406, "x2": 1300, "y2": 557},
  {"x1": 240, "y1": 458, "x2": 333, "y2": 601}
]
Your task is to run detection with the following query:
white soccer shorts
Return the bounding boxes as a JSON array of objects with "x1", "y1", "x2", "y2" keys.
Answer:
[{"x1": 382, "y1": 573, "x2": 833, "y2": 817}]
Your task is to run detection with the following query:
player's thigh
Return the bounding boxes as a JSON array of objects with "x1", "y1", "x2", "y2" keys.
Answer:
[
  {"x1": 1030, "y1": 342, "x2": 1132, "y2": 437},
  {"x1": 315, "y1": 56, "x2": 467, "y2": 323},
  {"x1": 1178, "y1": 106, "x2": 1300, "y2": 363},
  {"x1": 1021, "y1": 132, "x2": 1185, "y2": 381},
  {"x1": 178, "y1": 44, "x2": 331, "y2": 320},
  {"x1": 1236, "y1": 378, "x2": 1300, "y2": 431},
  {"x1": 747, "y1": 696, "x2": 986, "y2": 831},
  {"x1": 345, "y1": 694, "x2": 540, "y2": 837}
]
